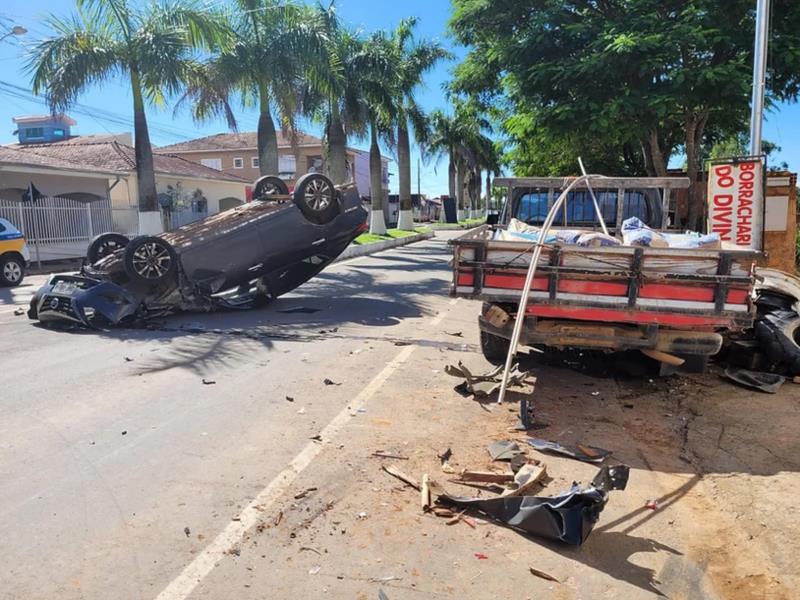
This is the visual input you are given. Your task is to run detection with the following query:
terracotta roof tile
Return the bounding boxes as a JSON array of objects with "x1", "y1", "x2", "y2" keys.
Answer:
[{"x1": 157, "y1": 131, "x2": 323, "y2": 152}]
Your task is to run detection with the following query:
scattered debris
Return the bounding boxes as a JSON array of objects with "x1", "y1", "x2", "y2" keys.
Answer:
[
  {"x1": 458, "y1": 470, "x2": 514, "y2": 484},
  {"x1": 445, "y1": 331, "x2": 464, "y2": 337},
  {"x1": 273, "y1": 510, "x2": 283, "y2": 526},
  {"x1": 529, "y1": 566, "x2": 560, "y2": 583},
  {"x1": 393, "y1": 341, "x2": 412, "y2": 346},
  {"x1": 645, "y1": 499, "x2": 659, "y2": 510},
  {"x1": 294, "y1": 487, "x2": 318, "y2": 500},
  {"x1": 528, "y1": 438, "x2": 611, "y2": 463},
  {"x1": 484, "y1": 304, "x2": 510, "y2": 328},
  {"x1": 323, "y1": 378, "x2": 341, "y2": 386},
  {"x1": 382, "y1": 465, "x2": 420, "y2": 490},
  {"x1": 280, "y1": 306, "x2": 321, "y2": 314},
  {"x1": 356, "y1": 511, "x2": 368, "y2": 520},
  {"x1": 445, "y1": 361, "x2": 535, "y2": 398},
  {"x1": 299, "y1": 546, "x2": 322, "y2": 555},
  {"x1": 591, "y1": 391, "x2": 601, "y2": 397},
  {"x1": 121, "y1": 430, "x2": 127, "y2": 436},
  {"x1": 369, "y1": 576, "x2": 402, "y2": 583},
  {"x1": 308, "y1": 565, "x2": 321, "y2": 575},
  {"x1": 371, "y1": 451, "x2": 409, "y2": 460},
  {"x1": 723, "y1": 368, "x2": 785, "y2": 394},
  {"x1": 285, "y1": 395, "x2": 295, "y2": 402},
  {"x1": 420, "y1": 474, "x2": 432, "y2": 512},
  {"x1": 431, "y1": 507, "x2": 456, "y2": 518},
  {"x1": 318, "y1": 327, "x2": 338, "y2": 334},
  {"x1": 474, "y1": 553, "x2": 489, "y2": 560},
  {"x1": 432, "y1": 464, "x2": 630, "y2": 545},
  {"x1": 446, "y1": 510, "x2": 467, "y2": 526},
  {"x1": 183, "y1": 527, "x2": 191, "y2": 537},
  {"x1": 488, "y1": 440, "x2": 526, "y2": 461},
  {"x1": 438, "y1": 447, "x2": 455, "y2": 473},
  {"x1": 309, "y1": 434, "x2": 323, "y2": 442},
  {"x1": 297, "y1": 407, "x2": 306, "y2": 415},
  {"x1": 124, "y1": 356, "x2": 133, "y2": 362},
  {"x1": 201, "y1": 378, "x2": 216, "y2": 385},
  {"x1": 378, "y1": 589, "x2": 390, "y2": 600},
  {"x1": 13, "y1": 307, "x2": 25, "y2": 316},
  {"x1": 502, "y1": 462, "x2": 547, "y2": 497}
]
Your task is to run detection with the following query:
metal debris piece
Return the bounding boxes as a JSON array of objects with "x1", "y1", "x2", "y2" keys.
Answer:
[
  {"x1": 445, "y1": 361, "x2": 535, "y2": 398},
  {"x1": 183, "y1": 527, "x2": 191, "y2": 537},
  {"x1": 432, "y1": 465, "x2": 630, "y2": 546},
  {"x1": 528, "y1": 438, "x2": 611, "y2": 463},
  {"x1": 201, "y1": 378, "x2": 216, "y2": 385},
  {"x1": 323, "y1": 378, "x2": 341, "y2": 386},
  {"x1": 529, "y1": 566, "x2": 560, "y2": 583},
  {"x1": 280, "y1": 306, "x2": 321, "y2": 314},
  {"x1": 502, "y1": 462, "x2": 547, "y2": 497},
  {"x1": 723, "y1": 368, "x2": 785, "y2": 394},
  {"x1": 371, "y1": 451, "x2": 409, "y2": 460},
  {"x1": 285, "y1": 395, "x2": 295, "y2": 402},
  {"x1": 488, "y1": 440, "x2": 526, "y2": 461},
  {"x1": 294, "y1": 487, "x2": 318, "y2": 499}
]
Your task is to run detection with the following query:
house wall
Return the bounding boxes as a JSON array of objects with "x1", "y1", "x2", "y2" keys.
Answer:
[
  {"x1": 0, "y1": 169, "x2": 109, "y2": 201},
  {"x1": 109, "y1": 173, "x2": 247, "y2": 215},
  {"x1": 15, "y1": 116, "x2": 72, "y2": 144}
]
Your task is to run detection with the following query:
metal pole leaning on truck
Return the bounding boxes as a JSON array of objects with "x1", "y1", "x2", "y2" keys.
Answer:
[{"x1": 496, "y1": 174, "x2": 606, "y2": 405}]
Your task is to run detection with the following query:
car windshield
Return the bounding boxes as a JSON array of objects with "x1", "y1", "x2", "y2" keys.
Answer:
[{"x1": 515, "y1": 189, "x2": 653, "y2": 227}]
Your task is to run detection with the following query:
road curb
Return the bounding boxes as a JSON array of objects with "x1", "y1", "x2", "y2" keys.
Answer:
[{"x1": 335, "y1": 231, "x2": 434, "y2": 262}]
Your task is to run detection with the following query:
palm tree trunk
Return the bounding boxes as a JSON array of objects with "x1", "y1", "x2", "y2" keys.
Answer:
[
  {"x1": 448, "y1": 152, "x2": 456, "y2": 199},
  {"x1": 369, "y1": 120, "x2": 386, "y2": 235},
  {"x1": 397, "y1": 121, "x2": 413, "y2": 230},
  {"x1": 257, "y1": 83, "x2": 279, "y2": 176},
  {"x1": 130, "y1": 69, "x2": 161, "y2": 233},
  {"x1": 455, "y1": 156, "x2": 466, "y2": 222},
  {"x1": 327, "y1": 104, "x2": 348, "y2": 184},
  {"x1": 485, "y1": 170, "x2": 492, "y2": 212}
]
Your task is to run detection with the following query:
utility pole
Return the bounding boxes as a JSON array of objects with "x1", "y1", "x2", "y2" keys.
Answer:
[{"x1": 749, "y1": 0, "x2": 770, "y2": 156}]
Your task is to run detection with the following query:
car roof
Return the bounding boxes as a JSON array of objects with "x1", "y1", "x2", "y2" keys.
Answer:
[{"x1": 0, "y1": 218, "x2": 22, "y2": 233}]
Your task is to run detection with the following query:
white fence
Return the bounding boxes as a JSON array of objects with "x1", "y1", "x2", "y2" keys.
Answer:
[{"x1": 0, "y1": 196, "x2": 139, "y2": 263}]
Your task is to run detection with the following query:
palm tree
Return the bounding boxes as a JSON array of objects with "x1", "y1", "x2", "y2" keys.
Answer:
[
  {"x1": 28, "y1": 0, "x2": 229, "y2": 226},
  {"x1": 181, "y1": 0, "x2": 325, "y2": 176},
  {"x1": 356, "y1": 30, "x2": 399, "y2": 235},
  {"x1": 302, "y1": 5, "x2": 369, "y2": 185},
  {"x1": 387, "y1": 18, "x2": 449, "y2": 230}
]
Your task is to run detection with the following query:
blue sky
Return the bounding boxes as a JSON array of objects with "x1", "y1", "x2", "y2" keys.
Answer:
[{"x1": 0, "y1": 1, "x2": 798, "y2": 196}]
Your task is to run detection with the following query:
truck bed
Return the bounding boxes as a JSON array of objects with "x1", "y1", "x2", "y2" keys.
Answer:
[{"x1": 450, "y1": 225, "x2": 759, "y2": 330}]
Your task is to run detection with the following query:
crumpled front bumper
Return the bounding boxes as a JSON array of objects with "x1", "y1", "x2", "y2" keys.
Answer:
[{"x1": 30, "y1": 274, "x2": 142, "y2": 327}]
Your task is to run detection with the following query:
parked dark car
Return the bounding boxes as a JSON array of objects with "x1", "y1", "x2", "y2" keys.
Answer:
[{"x1": 29, "y1": 173, "x2": 367, "y2": 327}]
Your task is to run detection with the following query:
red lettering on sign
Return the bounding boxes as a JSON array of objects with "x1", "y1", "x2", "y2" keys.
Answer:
[{"x1": 715, "y1": 165, "x2": 734, "y2": 188}]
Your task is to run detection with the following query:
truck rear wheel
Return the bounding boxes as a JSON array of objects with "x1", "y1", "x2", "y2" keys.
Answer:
[
  {"x1": 755, "y1": 310, "x2": 800, "y2": 375},
  {"x1": 480, "y1": 330, "x2": 511, "y2": 365}
]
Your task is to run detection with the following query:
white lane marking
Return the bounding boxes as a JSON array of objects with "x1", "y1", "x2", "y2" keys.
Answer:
[{"x1": 154, "y1": 343, "x2": 418, "y2": 600}]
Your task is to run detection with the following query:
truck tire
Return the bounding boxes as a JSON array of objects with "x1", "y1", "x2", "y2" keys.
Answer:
[
  {"x1": 755, "y1": 310, "x2": 800, "y2": 375},
  {"x1": 480, "y1": 330, "x2": 511, "y2": 365}
]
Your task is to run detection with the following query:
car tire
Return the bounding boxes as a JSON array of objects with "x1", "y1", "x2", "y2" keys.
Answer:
[
  {"x1": 480, "y1": 330, "x2": 511, "y2": 365},
  {"x1": 755, "y1": 310, "x2": 800, "y2": 375},
  {"x1": 253, "y1": 175, "x2": 289, "y2": 199},
  {"x1": 293, "y1": 173, "x2": 340, "y2": 225},
  {"x1": 0, "y1": 254, "x2": 25, "y2": 287},
  {"x1": 87, "y1": 232, "x2": 129, "y2": 264},
  {"x1": 123, "y1": 236, "x2": 177, "y2": 285}
]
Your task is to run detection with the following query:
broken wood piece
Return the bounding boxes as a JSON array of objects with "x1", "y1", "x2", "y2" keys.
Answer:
[
  {"x1": 294, "y1": 487, "x2": 318, "y2": 500},
  {"x1": 459, "y1": 470, "x2": 514, "y2": 484},
  {"x1": 273, "y1": 510, "x2": 283, "y2": 526},
  {"x1": 448, "y1": 479, "x2": 506, "y2": 494},
  {"x1": 445, "y1": 510, "x2": 466, "y2": 526},
  {"x1": 502, "y1": 463, "x2": 547, "y2": 497},
  {"x1": 371, "y1": 451, "x2": 409, "y2": 460},
  {"x1": 382, "y1": 465, "x2": 420, "y2": 490},
  {"x1": 432, "y1": 507, "x2": 456, "y2": 518},
  {"x1": 529, "y1": 566, "x2": 560, "y2": 583},
  {"x1": 420, "y1": 474, "x2": 431, "y2": 512}
]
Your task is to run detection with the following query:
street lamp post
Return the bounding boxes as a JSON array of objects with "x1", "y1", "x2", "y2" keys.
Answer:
[
  {"x1": 749, "y1": 0, "x2": 770, "y2": 156},
  {"x1": 0, "y1": 25, "x2": 27, "y2": 43}
]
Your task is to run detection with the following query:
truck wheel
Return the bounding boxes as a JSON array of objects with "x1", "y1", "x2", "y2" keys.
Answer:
[
  {"x1": 0, "y1": 254, "x2": 25, "y2": 287},
  {"x1": 124, "y1": 236, "x2": 177, "y2": 285},
  {"x1": 253, "y1": 175, "x2": 289, "y2": 199},
  {"x1": 293, "y1": 173, "x2": 340, "y2": 225},
  {"x1": 480, "y1": 330, "x2": 511, "y2": 365},
  {"x1": 87, "y1": 232, "x2": 129, "y2": 264},
  {"x1": 755, "y1": 310, "x2": 800, "y2": 375}
]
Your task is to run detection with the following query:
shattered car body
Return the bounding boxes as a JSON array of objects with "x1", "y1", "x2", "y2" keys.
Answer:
[
  {"x1": 434, "y1": 464, "x2": 630, "y2": 545},
  {"x1": 29, "y1": 174, "x2": 367, "y2": 327}
]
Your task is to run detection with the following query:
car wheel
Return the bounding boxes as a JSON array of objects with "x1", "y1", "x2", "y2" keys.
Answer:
[
  {"x1": 0, "y1": 254, "x2": 25, "y2": 287},
  {"x1": 755, "y1": 310, "x2": 800, "y2": 375},
  {"x1": 123, "y1": 236, "x2": 177, "y2": 285},
  {"x1": 293, "y1": 173, "x2": 340, "y2": 225},
  {"x1": 253, "y1": 175, "x2": 289, "y2": 199},
  {"x1": 480, "y1": 330, "x2": 511, "y2": 365},
  {"x1": 87, "y1": 232, "x2": 129, "y2": 264}
]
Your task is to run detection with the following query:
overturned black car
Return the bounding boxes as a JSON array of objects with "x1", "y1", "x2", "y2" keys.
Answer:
[{"x1": 29, "y1": 173, "x2": 367, "y2": 328}]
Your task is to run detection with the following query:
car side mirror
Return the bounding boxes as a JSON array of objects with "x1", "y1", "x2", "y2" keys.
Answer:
[{"x1": 486, "y1": 213, "x2": 499, "y2": 226}]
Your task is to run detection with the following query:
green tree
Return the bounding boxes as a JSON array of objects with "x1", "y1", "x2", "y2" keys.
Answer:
[
  {"x1": 28, "y1": 0, "x2": 229, "y2": 216},
  {"x1": 181, "y1": 0, "x2": 325, "y2": 176},
  {"x1": 386, "y1": 18, "x2": 450, "y2": 230},
  {"x1": 450, "y1": 0, "x2": 800, "y2": 229}
]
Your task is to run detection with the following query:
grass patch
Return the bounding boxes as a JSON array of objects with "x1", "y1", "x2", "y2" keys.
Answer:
[{"x1": 353, "y1": 227, "x2": 429, "y2": 246}]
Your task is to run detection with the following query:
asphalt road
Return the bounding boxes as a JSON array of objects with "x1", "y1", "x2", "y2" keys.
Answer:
[{"x1": 0, "y1": 233, "x2": 467, "y2": 600}]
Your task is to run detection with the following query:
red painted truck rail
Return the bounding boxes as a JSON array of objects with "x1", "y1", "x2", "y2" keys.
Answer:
[{"x1": 450, "y1": 225, "x2": 759, "y2": 331}]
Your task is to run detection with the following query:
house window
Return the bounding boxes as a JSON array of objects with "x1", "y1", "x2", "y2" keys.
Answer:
[
  {"x1": 52, "y1": 128, "x2": 66, "y2": 138},
  {"x1": 25, "y1": 127, "x2": 44, "y2": 138},
  {"x1": 200, "y1": 158, "x2": 222, "y2": 171},
  {"x1": 251, "y1": 157, "x2": 260, "y2": 168},
  {"x1": 233, "y1": 157, "x2": 244, "y2": 169}
]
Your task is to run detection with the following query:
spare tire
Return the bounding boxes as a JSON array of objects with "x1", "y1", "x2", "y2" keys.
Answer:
[
  {"x1": 293, "y1": 173, "x2": 340, "y2": 225},
  {"x1": 755, "y1": 310, "x2": 800, "y2": 375},
  {"x1": 123, "y1": 236, "x2": 177, "y2": 285},
  {"x1": 87, "y1": 232, "x2": 129, "y2": 264}
]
